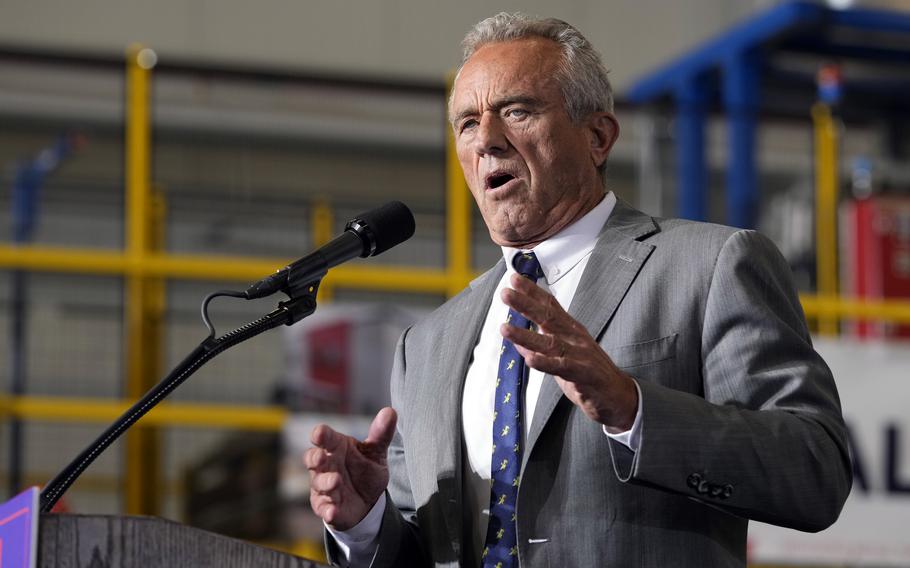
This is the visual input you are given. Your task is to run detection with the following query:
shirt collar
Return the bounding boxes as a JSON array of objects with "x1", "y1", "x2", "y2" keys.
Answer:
[{"x1": 501, "y1": 191, "x2": 616, "y2": 285}]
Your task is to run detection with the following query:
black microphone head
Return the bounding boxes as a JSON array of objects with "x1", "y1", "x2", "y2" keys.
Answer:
[{"x1": 346, "y1": 201, "x2": 415, "y2": 257}]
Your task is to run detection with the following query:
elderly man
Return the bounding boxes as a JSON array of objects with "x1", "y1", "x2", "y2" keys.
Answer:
[{"x1": 306, "y1": 13, "x2": 851, "y2": 568}]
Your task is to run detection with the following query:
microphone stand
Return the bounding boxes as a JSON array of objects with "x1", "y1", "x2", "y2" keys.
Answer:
[{"x1": 39, "y1": 281, "x2": 322, "y2": 513}]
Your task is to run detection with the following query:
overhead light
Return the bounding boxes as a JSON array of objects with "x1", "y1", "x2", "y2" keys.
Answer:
[{"x1": 826, "y1": 0, "x2": 855, "y2": 10}]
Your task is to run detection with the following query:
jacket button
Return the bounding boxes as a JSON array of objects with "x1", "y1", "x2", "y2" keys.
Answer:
[{"x1": 687, "y1": 473, "x2": 701, "y2": 489}]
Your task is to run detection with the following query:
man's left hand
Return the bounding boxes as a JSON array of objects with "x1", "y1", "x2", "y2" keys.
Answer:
[{"x1": 501, "y1": 273, "x2": 638, "y2": 433}]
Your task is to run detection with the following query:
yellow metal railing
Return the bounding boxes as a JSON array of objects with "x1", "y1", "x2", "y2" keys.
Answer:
[
  {"x1": 800, "y1": 295, "x2": 910, "y2": 324},
  {"x1": 5, "y1": 47, "x2": 910, "y2": 518},
  {"x1": 0, "y1": 48, "x2": 474, "y2": 514},
  {"x1": 812, "y1": 102, "x2": 840, "y2": 336},
  {"x1": 1, "y1": 295, "x2": 910, "y2": 431},
  {"x1": 123, "y1": 44, "x2": 162, "y2": 513},
  {"x1": 0, "y1": 245, "x2": 452, "y2": 291},
  {"x1": 0, "y1": 396, "x2": 289, "y2": 431}
]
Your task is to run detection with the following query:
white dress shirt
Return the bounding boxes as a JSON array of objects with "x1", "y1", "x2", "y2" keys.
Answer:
[{"x1": 328, "y1": 192, "x2": 643, "y2": 566}]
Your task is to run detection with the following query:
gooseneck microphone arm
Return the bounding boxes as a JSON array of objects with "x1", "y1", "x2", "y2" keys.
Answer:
[
  {"x1": 39, "y1": 293, "x2": 316, "y2": 512},
  {"x1": 39, "y1": 201, "x2": 415, "y2": 512}
]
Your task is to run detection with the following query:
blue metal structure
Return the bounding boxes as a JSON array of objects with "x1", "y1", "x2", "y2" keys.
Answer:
[{"x1": 627, "y1": 1, "x2": 910, "y2": 228}]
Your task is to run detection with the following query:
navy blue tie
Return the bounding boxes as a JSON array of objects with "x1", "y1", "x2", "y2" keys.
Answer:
[{"x1": 482, "y1": 251, "x2": 543, "y2": 568}]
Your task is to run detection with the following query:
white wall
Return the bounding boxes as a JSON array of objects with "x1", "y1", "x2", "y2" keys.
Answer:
[{"x1": 0, "y1": 0, "x2": 761, "y2": 92}]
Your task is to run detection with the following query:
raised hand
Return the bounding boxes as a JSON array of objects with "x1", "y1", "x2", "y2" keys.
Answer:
[
  {"x1": 500, "y1": 273, "x2": 638, "y2": 432},
  {"x1": 305, "y1": 407, "x2": 398, "y2": 530}
]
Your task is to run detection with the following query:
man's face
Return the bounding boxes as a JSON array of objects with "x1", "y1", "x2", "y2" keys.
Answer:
[{"x1": 450, "y1": 38, "x2": 618, "y2": 248}]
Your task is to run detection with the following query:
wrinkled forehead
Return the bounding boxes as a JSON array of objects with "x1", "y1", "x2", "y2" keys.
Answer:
[{"x1": 448, "y1": 38, "x2": 564, "y2": 118}]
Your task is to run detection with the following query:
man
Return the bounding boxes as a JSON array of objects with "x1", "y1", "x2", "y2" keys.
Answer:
[{"x1": 306, "y1": 13, "x2": 852, "y2": 567}]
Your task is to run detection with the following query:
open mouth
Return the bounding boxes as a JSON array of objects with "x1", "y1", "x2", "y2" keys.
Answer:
[{"x1": 485, "y1": 172, "x2": 516, "y2": 190}]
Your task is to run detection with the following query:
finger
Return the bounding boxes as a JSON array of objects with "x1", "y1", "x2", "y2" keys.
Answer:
[
  {"x1": 303, "y1": 447, "x2": 329, "y2": 471},
  {"x1": 311, "y1": 424, "x2": 345, "y2": 452},
  {"x1": 509, "y1": 272, "x2": 559, "y2": 307},
  {"x1": 310, "y1": 471, "x2": 342, "y2": 493},
  {"x1": 503, "y1": 276, "x2": 573, "y2": 333},
  {"x1": 510, "y1": 272, "x2": 549, "y2": 297},
  {"x1": 310, "y1": 494, "x2": 339, "y2": 523},
  {"x1": 363, "y1": 407, "x2": 397, "y2": 452},
  {"x1": 513, "y1": 342, "x2": 571, "y2": 377},
  {"x1": 501, "y1": 323, "x2": 564, "y2": 356},
  {"x1": 321, "y1": 503, "x2": 340, "y2": 526},
  {"x1": 314, "y1": 487, "x2": 343, "y2": 506},
  {"x1": 310, "y1": 485, "x2": 344, "y2": 512}
]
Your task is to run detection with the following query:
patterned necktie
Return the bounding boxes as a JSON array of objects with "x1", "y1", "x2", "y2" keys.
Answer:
[{"x1": 482, "y1": 251, "x2": 543, "y2": 568}]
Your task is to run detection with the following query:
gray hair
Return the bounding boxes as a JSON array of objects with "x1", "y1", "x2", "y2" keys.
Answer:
[
  {"x1": 455, "y1": 12, "x2": 614, "y2": 121},
  {"x1": 452, "y1": 13, "x2": 614, "y2": 183}
]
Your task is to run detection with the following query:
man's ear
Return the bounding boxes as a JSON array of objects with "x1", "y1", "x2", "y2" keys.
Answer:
[{"x1": 587, "y1": 112, "x2": 620, "y2": 168}]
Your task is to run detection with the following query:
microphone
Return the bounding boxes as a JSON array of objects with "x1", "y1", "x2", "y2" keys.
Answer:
[
  {"x1": 245, "y1": 200, "x2": 415, "y2": 299},
  {"x1": 40, "y1": 202, "x2": 414, "y2": 512}
]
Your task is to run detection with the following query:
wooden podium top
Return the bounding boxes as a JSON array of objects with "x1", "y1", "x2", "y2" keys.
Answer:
[{"x1": 40, "y1": 514, "x2": 329, "y2": 568}]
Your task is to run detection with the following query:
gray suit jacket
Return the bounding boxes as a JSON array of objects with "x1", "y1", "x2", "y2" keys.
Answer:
[{"x1": 345, "y1": 201, "x2": 851, "y2": 567}]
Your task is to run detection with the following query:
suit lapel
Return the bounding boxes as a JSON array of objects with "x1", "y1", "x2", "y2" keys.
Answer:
[
  {"x1": 433, "y1": 261, "x2": 505, "y2": 559},
  {"x1": 524, "y1": 201, "x2": 659, "y2": 468}
]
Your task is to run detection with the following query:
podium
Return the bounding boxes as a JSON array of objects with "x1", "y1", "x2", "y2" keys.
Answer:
[{"x1": 39, "y1": 514, "x2": 330, "y2": 567}]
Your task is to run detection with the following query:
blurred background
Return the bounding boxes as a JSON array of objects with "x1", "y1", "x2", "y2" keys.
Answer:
[{"x1": 1, "y1": 0, "x2": 910, "y2": 565}]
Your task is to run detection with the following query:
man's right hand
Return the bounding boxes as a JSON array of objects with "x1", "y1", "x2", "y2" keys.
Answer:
[{"x1": 305, "y1": 406, "x2": 398, "y2": 531}]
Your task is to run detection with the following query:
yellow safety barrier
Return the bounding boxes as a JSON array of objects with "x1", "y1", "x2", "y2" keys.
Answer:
[
  {"x1": 6, "y1": 45, "x2": 910, "y2": 524},
  {"x1": 800, "y1": 295, "x2": 910, "y2": 323},
  {"x1": 812, "y1": 103, "x2": 840, "y2": 335},
  {"x1": 0, "y1": 49, "x2": 477, "y2": 515},
  {"x1": 0, "y1": 396, "x2": 289, "y2": 431},
  {"x1": 123, "y1": 43, "x2": 162, "y2": 514},
  {"x1": 0, "y1": 245, "x2": 456, "y2": 293}
]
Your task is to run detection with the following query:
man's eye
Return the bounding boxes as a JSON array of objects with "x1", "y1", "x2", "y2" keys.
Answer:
[
  {"x1": 460, "y1": 119, "x2": 478, "y2": 132},
  {"x1": 506, "y1": 108, "x2": 529, "y2": 119}
]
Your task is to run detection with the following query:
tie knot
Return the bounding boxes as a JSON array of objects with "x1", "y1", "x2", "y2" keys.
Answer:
[{"x1": 512, "y1": 251, "x2": 543, "y2": 281}]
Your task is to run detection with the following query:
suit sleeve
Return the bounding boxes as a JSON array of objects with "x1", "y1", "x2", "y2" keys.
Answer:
[
  {"x1": 364, "y1": 327, "x2": 433, "y2": 567},
  {"x1": 608, "y1": 229, "x2": 852, "y2": 532}
]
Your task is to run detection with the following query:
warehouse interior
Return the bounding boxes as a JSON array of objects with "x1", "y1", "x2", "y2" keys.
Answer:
[{"x1": 2, "y1": 0, "x2": 910, "y2": 565}]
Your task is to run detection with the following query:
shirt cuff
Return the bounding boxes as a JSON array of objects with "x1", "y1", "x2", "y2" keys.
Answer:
[
  {"x1": 603, "y1": 379, "x2": 643, "y2": 451},
  {"x1": 325, "y1": 493, "x2": 386, "y2": 566}
]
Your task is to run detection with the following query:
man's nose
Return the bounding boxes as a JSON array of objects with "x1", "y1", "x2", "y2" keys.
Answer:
[{"x1": 474, "y1": 115, "x2": 509, "y2": 156}]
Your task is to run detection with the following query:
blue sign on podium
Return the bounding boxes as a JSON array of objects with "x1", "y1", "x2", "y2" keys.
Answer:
[{"x1": 0, "y1": 487, "x2": 38, "y2": 568}]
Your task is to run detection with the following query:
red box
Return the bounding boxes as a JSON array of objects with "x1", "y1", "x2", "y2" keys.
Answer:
[{"x1": 840, "y1": 196, "x2": 910, "y2": 339}]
